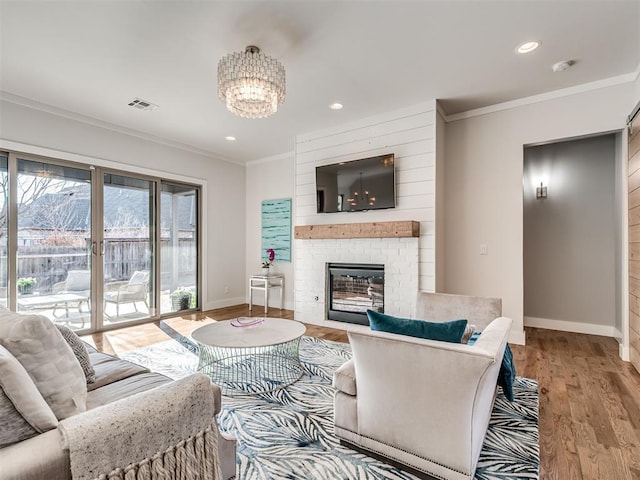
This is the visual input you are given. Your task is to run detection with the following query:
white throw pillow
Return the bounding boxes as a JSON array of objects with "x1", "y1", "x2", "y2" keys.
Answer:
[
  {"x1": 0, "y1": 345, "x2": 58, "y2": 447},
  {"x1": 0, "y1": 312, "x2": 87, "y2": 419},
  {"x1": 65, "y1": 270, "x2": 91, "y2": 292}
]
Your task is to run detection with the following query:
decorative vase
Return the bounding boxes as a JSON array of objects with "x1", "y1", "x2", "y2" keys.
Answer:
[{"x1": 262, "y1": 267, "x2": 270, "y2": 275}]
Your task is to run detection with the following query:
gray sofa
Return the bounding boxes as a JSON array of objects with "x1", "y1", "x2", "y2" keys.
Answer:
[
  {"x1": 333, "y1": 292, "x2": 510, "y2": 480},
  {"x1": 0, "y1": 322, "x2": 237, "y2": 480}
]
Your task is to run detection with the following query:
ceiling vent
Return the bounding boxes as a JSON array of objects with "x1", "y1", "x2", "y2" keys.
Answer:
[{"x1": 127, "y1": 98, "x2": 159, "y2": 111}]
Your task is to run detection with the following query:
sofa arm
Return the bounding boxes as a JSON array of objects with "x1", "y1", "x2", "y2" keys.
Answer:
[
  {"x1": 0, "y1": 430, "x2": 68, "y2": 480},
  {"x1": 59, "y1": 373, "x2": 221, "y2": 480}
]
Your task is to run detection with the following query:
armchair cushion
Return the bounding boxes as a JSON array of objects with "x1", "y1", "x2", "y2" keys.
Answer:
[
  {"x1": 367, "y1": 309, "x2": 467, "y2": 344},
  {"x1": 0, "y1": 312, "x2": 87, "y2": 420},
  {"x1": 64, "y1": 270, "x2": 90, "y2": 292},
  {"x1": 128, "y1": 271, "x2": 148, "y2": 285},
  {"x1": 103, "y1": 271, "x2": 149, "y2": 306}
]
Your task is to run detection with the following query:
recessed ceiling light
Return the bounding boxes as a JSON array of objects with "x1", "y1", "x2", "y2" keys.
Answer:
[
  {"x1": 516, "y1": 41, "x2": 540, "y2": 54},
  {"x1": 225, "y1": 136, "x2": 236, "y2": 141},
  {"x1": 329, "y1": 102, "x2": 344, "y2": 110}
]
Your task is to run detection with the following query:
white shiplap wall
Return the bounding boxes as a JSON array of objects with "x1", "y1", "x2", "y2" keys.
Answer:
[{"x1": 294, "y1": 101, "x2": 437, "y2": 322}]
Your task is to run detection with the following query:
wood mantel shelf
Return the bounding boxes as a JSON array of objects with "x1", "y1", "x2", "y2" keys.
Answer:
[{"x1": 294, "y1": 221, "x2": 419, "y2": 240}]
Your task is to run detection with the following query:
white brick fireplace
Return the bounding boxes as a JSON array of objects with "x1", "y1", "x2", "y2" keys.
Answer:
[
  {"x1": 293, "y1": 100, "x2": 440, "y2": 330},
  {"x1": 294, "y1": 236, "x2": 419, "y2": 329}
]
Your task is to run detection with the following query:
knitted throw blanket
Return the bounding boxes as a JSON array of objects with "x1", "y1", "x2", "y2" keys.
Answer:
[{"x1": 58, "y1": 374, "x2": 222, "y2": 480}]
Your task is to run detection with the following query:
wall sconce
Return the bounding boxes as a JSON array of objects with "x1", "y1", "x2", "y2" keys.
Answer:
[{"x1": 536, "y1": 182, "x2": 548, "y2": 199}]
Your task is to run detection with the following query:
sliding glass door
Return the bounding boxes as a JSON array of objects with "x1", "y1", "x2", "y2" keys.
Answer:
[
  {"x1": 160, "y1": 183, "x2": 198, "y2": 314},
  {"x1": 15, "y1": 159, "x2": 92, "y2": 328},
  {"x1": 1, "y1": 152, "x2": 199, "y2": 331},
  {"x1": 102, "y1": 173, "x2": 157, "y2": 325}
]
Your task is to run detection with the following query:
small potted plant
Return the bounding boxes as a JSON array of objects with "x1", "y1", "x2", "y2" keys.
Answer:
[
  {"x1": 261, "y1": 248, "x2": 275, "y2": 274},
  {"x1": 170, "y1": 287, "x2": 192, "y2": 311},
  {"x1": 17, "y1": 277, "x2": 37, "y2": 295}
]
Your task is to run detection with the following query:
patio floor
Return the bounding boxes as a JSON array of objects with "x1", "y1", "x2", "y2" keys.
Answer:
[{"x1": 15, "y1": 290, "x2": 194, "y2": 331}]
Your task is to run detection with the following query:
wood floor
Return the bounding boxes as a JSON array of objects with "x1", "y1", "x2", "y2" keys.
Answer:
[{"x1": 81, "y1": 305, "x2": 640, "y2": 480}]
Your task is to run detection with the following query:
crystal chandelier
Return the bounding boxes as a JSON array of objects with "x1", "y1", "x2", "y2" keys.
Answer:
[{"x1": 217, "y1": 45, "x2": 286, "y2": 119}]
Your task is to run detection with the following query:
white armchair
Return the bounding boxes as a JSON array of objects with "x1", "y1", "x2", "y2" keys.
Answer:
[
  {"x1": 52, "y1": 270, "x2": 91, "y2": 299},
  {"x1": 333, "y1": 292, "x2": 510, "y2": 480},
  {"x1": 103, "y1": 270, "x2": 149, "y2": 317}
]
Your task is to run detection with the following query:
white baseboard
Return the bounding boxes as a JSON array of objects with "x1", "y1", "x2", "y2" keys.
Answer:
[
  {"x1": 243, "y1": 297, "x2": 295, "y2": 312},
  {"x1": 204, "y1": 296, "x2": 246, "y2": 310},
  {"x1": 508, "y1": 329, "x2": 526, "y2": 346},
  {"x1": 620, "y1": 343, "x2": 630, "y2": 361},
  {"x1": 524, "y1": 316, "x2": 616, "y2": 337},
  {"x1": 613, "y1": 328, "x2": 630, "y2": 361}
]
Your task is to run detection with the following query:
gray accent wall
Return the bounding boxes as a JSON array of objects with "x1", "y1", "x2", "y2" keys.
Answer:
[{"x1": 523, "y1": 134, "x2": 616, "y2": 328}]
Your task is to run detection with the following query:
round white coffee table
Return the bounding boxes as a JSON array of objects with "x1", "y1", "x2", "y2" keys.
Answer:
[{"x1": 192, "y1": 317, "x2": 306, "y2": 396}]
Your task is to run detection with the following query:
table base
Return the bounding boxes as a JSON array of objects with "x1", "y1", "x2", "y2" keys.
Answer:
[{"x1": 196, "y1": 338, "x2": 303, "y2": 396}]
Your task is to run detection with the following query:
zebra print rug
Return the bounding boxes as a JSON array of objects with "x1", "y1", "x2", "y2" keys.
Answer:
[{"x1": 121, "y1": 335, "x2": 539, "y2": 479}]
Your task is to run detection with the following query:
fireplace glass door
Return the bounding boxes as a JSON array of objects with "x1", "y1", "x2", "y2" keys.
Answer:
[{"x1": 327, "y1": 263, "x2": 384, "y2": 325}]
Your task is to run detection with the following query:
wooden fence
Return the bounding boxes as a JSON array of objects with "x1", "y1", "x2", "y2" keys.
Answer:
[{"x1": 0, "y1": 237, "x2": 196, "y2": 291}]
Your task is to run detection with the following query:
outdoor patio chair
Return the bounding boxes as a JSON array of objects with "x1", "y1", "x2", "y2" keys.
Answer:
[
  {"x1": 103, "y1": 270, "x2": 150, "y2": 317},
  {"x1": 53, "y1": 270, "x2": 91, "y2": 297}
]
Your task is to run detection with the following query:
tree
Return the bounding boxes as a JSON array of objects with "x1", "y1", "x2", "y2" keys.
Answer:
[{"x1": 0, "y1": 173, "x2": 90, "y2": 246}]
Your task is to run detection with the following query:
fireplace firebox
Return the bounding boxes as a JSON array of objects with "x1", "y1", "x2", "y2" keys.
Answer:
[{"x1": 327, "y1": 263, "x2": 384, "y2": 325}]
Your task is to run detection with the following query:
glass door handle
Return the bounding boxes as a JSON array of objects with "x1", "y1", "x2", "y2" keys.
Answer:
[{"x1": 92, "y1": 241, "x2": 105, "y2": 255}]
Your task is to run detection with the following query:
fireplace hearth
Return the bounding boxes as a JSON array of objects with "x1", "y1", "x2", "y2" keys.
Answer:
[{"x1": 327, "y1": 263, "x2": 384, "y2": 325}]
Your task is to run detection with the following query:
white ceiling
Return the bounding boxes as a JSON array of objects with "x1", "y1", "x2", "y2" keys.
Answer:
[{"x1": 1, "y1": 1, "x2": 639, "y2": 164}]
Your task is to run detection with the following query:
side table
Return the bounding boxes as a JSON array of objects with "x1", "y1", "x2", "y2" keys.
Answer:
[{"x1": 249, "y1": 273, "x2": 284, "y2": 315}]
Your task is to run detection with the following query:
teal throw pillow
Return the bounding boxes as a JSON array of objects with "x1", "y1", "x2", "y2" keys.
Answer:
[
  {"x1": 468, "y1": 331, "x2": 516, "y2": 402},
  {"x1": 366, "y1": 310, "x2": 468, "y2": 344}
]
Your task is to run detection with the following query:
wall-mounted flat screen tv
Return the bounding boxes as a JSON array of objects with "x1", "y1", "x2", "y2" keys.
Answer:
[{"x1": 316, "y1": 154, "x2": 395, "y2": 213}]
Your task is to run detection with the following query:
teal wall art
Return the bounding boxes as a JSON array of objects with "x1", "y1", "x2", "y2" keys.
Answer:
[{"x1": 261, "y1": 198, "x2": 292, "y2": 262}]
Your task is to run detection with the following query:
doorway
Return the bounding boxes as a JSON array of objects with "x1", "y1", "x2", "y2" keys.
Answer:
[{"x1": 523, "y1": 134, "x2": 621, "y2": 336}]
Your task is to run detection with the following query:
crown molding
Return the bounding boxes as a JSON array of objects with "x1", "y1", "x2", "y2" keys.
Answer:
[
  {"x1": 444, "y1": 71, "x2": 638, "y2": 123},
  {"x1": 0, "y1": 138, "x2": 211, "y2": 188},
  {"x1": 435, "y1": 100, "x2": 448, "y2": 120},
  {"x1": 0, "y1": 91, "x2": 243, "y2": 165}
]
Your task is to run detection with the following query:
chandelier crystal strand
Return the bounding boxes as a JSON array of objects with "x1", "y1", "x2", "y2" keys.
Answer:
[{"x1": 217, "y1": 46, "x2": 286, "y2": 119}]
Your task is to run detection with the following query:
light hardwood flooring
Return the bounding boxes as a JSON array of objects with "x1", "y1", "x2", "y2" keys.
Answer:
[{"x1": 81, "y1": 305, "x2": 640, "y2": 480}]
